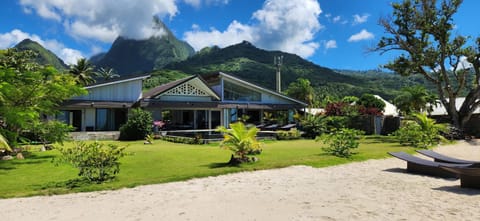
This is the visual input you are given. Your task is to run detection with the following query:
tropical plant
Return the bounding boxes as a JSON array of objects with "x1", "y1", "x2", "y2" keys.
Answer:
[
  {"x1": 317, "y1": 128, "x2": 364, "y2": 158},
  {"x1": 217, "y1": 122, "x2": 262, "y2": 164},
  {"x1": 94, "y1": 67, "x2": 120, "y2": 80},
  {"x1": 374, "y1": 0, "x2": 480, "y2": 134},
  {"x1": 56, "y1": 142, "x2": 125, "y2": 182},
  {"x1": 392, "y1": 113, "x2": 447, "y2": 148},
  {"x1": 394, "y1": 85, "x2": 437, "y2": 115},
  {"x1": 119, "y1": 108, "x2": 153, "y2": 141},
  {"x1": 357, "y1": 94, "x2": 385, "y2": 112},
  {"x1": 69, "y1": 58, "x2": 96, "y2": 86}
]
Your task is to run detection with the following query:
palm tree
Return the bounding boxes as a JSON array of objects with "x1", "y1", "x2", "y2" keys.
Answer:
[
  {"x1": 69, "y1": 58, "x2": 95, "y2": 86},
  {"x1": 217, "y1": 122, "x2": 262, "y2": 164},
  {"x1": 95, "y1": 67, "x2": 120, "y2": 80},
  {"x1": 394, "y1": 85, "x2": 437, "y2": 115}
]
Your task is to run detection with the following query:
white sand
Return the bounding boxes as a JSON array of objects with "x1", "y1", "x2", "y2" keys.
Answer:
[{"x1": 2, "y1": 141, "x2": 480, "y2": 221}]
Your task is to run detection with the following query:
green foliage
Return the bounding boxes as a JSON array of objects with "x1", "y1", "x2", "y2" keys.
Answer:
[
  {"x1": 394, "y1": 85, "x2": 437, "y2": 115},
  {"x1": 119, "y1": 108, "x2": 153, "y2": 141},
  {"x1": 56, "y1": 142, "x2": 126, "y2": 182},
  {"x1": 285, "y1": 78, "x2": 314, "y2": 106},
  {"x1": 276, "y1": 128, "x2": 301, "y2": 140},
  {"x1": 357, "y1": 94, "x2": 385, "y2": 112},
  {"x1": 159, "y1": 135, "x2": 203, "y2": 144},
  {"x1": 144, "y1": 134, "x2": 155, "y2": 144},
  {"x1": 0, "y1": 133, "x2": 12, "y2": 152},
  {"x1": 69, "y1": 58, "x2": 96, "y2": 86},
  {"x1": 31, "y1": 120, "x2": 74, "y2": 147},
  {"x1": 317, "y1": 128, "x2": 364, "y2": 158},
  {"x1": 375, "y1": 0, "x2": 480, "y2": 130},
  {"x1": 300, "y1": 115, "x2": 349, "y2": 139},
  {"x1": 14, "y1": 39, "x2": 67, "y2": 71},
  {"x1": 0, "y1": 49, "x2": 86, "y2": 147},
  {"x1": 392, "y1": 113, "x2": 446, "y2": 148},
  {"x1": 143, "y1": 70, "x2": 189, "y2": 89},
  {"x1": 92, "y1": 18, "x2": 194, "y2": 75},
  {"x1": 217, "y1": 121, "x2": 262, "y2": 163},
  {"x1": 94, "y1": 67, "x2": 120, "y2": 80}
]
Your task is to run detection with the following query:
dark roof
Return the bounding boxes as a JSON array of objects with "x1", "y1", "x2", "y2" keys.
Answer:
[
  {"x1": 142, "y1": 75, "x2": 196, "y2": 99},
  {"x1": 85, "y1": 73, "x2": 150, "y2": 88},
  {"x1": 60, "y1": 100, "x2": 134, "y2": 108}
]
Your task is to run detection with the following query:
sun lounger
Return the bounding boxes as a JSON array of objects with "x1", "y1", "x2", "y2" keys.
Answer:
[
  {"x1": 416, "y1": 149, "x2": 479, "y2": 164},
  {"x1": 439, "y1": 165, "x2": 480, "y2": 188},
  {"x1": 388, "y1": 152, "x2": 472, "y2": 178},
  {"x1": 279, "y1": 123, "x2": 297, "y2": 130}
]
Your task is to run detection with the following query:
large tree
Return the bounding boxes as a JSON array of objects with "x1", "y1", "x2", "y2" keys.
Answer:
[
  {"x1": 375, "y1": 0, "x2": 480, "y2": 132},
  {"x1": 285, "y1": 78, "x2": 315, "y2": 107},
  {"x1": 0, "y1": 49, "x2": 85, "y2": 146}
]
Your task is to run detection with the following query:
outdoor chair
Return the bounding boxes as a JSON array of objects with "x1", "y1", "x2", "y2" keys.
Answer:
[
  {"x1": 388, "y1": 152, "x2": 472, "y2": 178},
  {"x1": 416, "y1": 149, "x2": 480, "y2": 164},
  {"x1": 439, "y1": 165, "x2": 480, "y2": 189},
  {"x1": 279, "y1": 123, "x2": 296, "y2": 130},
  {"x1": 263, "y1": 124, "x2": 278, "y2": 130}
]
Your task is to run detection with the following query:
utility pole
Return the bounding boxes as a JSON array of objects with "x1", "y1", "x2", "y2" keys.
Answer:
[{"x1": 274, "y1": 55, "x2": 283, "y2": 93}]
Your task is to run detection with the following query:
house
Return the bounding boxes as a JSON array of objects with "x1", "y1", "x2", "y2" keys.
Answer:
[
  {"x1": 428, "y1": 97, "x2": 480, "y2": 136},
  {"x1": 139, "y1": 72, "x2": 307, "y2": 130},
  {"x1": 57, "y1": 74, "x2": 150, "y2": 131}
]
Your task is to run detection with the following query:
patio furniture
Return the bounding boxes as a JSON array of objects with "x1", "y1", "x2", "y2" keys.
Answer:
[
  {"x1": 416, "y1": 149, "x2": 479, "y2": 164},
  {"x1": 439, "y1": 165, "x2": 480, "y2": 188},
  {"x1": 279, "y1": 123, "x2": 297, "y2": 130},
  {"x1": 263, "y1": 124, "x2": 278, "y2": 130},
  {"x1": 388, "y1": 152, "x2": 471, "y2": 178}
]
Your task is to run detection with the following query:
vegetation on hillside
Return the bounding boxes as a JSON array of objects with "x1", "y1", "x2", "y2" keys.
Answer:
[{"x1": 14, "y1": 39, "x2": 68, "y2": 71}]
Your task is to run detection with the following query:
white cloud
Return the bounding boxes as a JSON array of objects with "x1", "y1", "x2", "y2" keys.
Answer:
[
  {"x1": 184, "y1": 0, "x2": 322, "y2": 58},
  {"x1": 456, "y1": 56, "x2": 473, "y2": 71},
  {"x1": 325, "y1": 40, "x2": 337, "y2": 49},
  {"x1": 352, "y1": 14, "x2": 370, "y2": 25},
  {"x1": 348, "y1": 29, "x2": 374, "y2": 42},
  {"x1": 0, "y1": 29, "x2": 83, "y2": 65},
  {"x1": 332, "y1": 16, "x2": 341, "y2": 23},
  {"x1": 19, "y1": 0, "x2": 180, "y2": 42},
  {"x1": 184, "y1": 0, "x2": 229, "y2": 8}
]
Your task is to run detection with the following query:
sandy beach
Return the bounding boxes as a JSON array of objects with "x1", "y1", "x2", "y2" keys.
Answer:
[{"x1": 1, "y1": 141, "x2": 480, "y2": 221}]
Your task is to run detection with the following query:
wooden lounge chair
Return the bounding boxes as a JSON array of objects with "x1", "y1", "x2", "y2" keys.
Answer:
[
  {"x1": 416, "y1": 149, "x2": 479, "y2": 164},
  {"x1": 388, "y1": 152, "x2": 471, "y2": 178},
  {"x1": 439, "y1": 165, "x2": 480, "y2": 188}
]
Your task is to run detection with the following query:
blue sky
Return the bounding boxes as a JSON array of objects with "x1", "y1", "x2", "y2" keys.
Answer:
[{"x1": 0, "y1": 0, "x2": 478, "y2": 70}]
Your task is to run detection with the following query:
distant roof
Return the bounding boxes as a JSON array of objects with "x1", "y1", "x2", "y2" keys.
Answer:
[
  {"x1": 429, "y1": 97, "x2": 480, "y2": 116},
  {"x1": 142, "y1": 75, "x2": 196, "y2": 99},
  {"x1": 85, "y1": 73, "x2": 150, "y2": 89},
  {"x1": 374, "y1": 95, "x2": 398, "y2": 116}
]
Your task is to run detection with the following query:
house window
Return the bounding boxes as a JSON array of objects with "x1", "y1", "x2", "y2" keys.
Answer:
[{"x1": 223, "y1": 81, "x2": 261, "y2": 102}]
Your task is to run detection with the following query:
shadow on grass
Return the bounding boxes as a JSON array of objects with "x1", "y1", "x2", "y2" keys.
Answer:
[
  {"x1": 206, "y1": 162, "x2": 241, "y2": 169},
  {"x1": 35, "y1": 178, "x2": 96, "y2": 191},
  {"x1": 363, "y1": 136, "x2": 399, "y2": 144}
]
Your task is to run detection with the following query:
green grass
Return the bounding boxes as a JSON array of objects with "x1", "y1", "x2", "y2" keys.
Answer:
[{"x1": 0, "y1": 136, "x2": 413, "y2": 198}]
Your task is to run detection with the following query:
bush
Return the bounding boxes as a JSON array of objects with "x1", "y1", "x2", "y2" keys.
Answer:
[
  {"x1": 159, "y1": 135, "x2": 203, "y2": 144},
  {"x1": 56, "y1": 142, "x2": 126, "y2": 182},
  {"x1": 317, "y1": 128, "x2": 364, "y2": 158},
  {"x1": 119, "y1": 108, "x2": 153, "y2": 140},
  {"x1": 300, "y1": 114, "x2": 324, "y2": 138},
  {"x1": 392, "y1": 113, "x2": 446, "y2": 148},
  {"x1": 276, "y1": 128, "x2": 301, "y2": 140},
  {"x1": 31, "y1": 120, "x2": 73, "y2": 148}
]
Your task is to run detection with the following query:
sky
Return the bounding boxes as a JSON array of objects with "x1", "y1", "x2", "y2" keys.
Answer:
[{"x1": 1, "y1": 0, "x2": 479, "y2": 70}]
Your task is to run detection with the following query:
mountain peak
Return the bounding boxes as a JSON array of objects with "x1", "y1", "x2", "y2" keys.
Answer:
[{"x1": 14, "y1": 38, "x2": 68, "y2": 71}]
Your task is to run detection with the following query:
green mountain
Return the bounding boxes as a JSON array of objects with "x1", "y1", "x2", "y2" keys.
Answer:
[
  {"x1": 14, "y1": 39, "x2": 68, "y2": 71},
  {"x1": 91, "y1": 21, "x2": 195, "y2": 75},
  {"x1": 165, "y1": 41, "x2": 422, "y2": 100}
]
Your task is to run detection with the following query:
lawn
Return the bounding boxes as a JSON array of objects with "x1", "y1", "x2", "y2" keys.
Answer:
[{"x1": 0, "y1": 136, "x2": 413, "y2": 198}]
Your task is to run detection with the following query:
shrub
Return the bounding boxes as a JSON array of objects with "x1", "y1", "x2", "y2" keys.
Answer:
[
  {"x1": 31, "y1": 120, "x2": 73, "y2": 148},
  {"x1": 317, "y1": 128, "x2": 364, "y2": 158},
  {"x1": 119, "y1": 108, "x2": 153, "y2": 140},
  {"x1": 300, "y1": 114, "x2": 324, "y2": 139},
  {"x1": 392, "y1": 113, "x2": 446, "y2": 148},
  {"x1": 159, "y1": 135, "x2": 203, "y2": 144},
  {"x1": 56, "y1": 142, "x2": 126, "y2": 182},
  {"x1": 276, "y1": 128, "x2": 301, "y2": 140},
  {"x1": 217, "y1": 122, "x2": 262, "y2": 164}
]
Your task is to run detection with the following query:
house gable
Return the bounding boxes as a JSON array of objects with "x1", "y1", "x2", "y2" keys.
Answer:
[
  {"x1": 73, "y1": 75, "x2": 149, "y2": 102},
  {"x1": 147, "y1": 76, "x2": 220, "y2": 102}
]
